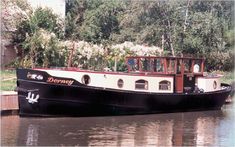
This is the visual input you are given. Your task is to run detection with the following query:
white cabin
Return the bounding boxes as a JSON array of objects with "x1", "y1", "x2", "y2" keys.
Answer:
[{"x1": 37, "y1": 56, "x2": 222, "y2": 94}]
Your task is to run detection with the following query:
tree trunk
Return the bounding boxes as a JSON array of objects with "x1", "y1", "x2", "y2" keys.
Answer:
[
  {"x1": 30, "y1": 49, "x2": 35, "y2": 68},
  {"x1": 114, "y1": 56, "x2": 117, "y2": 72},
  {"x1": 67, "y1": 42, "x2": 75, "y2": 68},
  {"x1": 183, "y1": 0, "x2": 190, "y2": 32},
  {"x1": 161, "y1": 34, "x2": 165, "y2": 54},
  {"x1": 181, "y1": 0, "x2": 190, "y2": 51},
  {"x1": 167, "y1": 20, "x2": 175, "y2": 57}
]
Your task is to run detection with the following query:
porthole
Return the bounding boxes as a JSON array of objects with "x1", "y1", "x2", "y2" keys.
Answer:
[
  {"x1": 82, "y1": 75, "x2": 90, "y2": 85},
  {"x1": 117, "y1": 79, "x2": 124, "y2": 88},
  {"x1": 213, "y1": 81, "x2": 217, "y2": 89}
]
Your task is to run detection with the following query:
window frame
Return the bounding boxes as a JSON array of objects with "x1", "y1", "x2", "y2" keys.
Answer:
[
  {"x1": 117, "y1": 79, "x2": 124, "y2": 88},
  {"x1": 81, "y1": 75, "x2": 91, "y2": 85},
  {"x1": 159, "y1": 80, "x2": 171, "y2": 91},
  {"x1": 135, "y1": 79, "x2": 148, "y2": 90}
]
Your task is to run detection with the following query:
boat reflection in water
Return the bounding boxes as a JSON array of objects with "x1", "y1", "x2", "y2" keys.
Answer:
[{"x1": 5, "y1": 109, "x2": 232, "y2": 146}]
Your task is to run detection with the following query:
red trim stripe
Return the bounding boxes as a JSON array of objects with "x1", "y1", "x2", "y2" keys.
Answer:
[{"x1": 35, "y1": 68, "x2": 175, "y2": 78}]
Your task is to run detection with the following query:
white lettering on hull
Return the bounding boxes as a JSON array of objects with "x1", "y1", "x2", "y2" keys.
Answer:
[{"x1": 26, "y1": 92, "x2": 39, "y2": 104}]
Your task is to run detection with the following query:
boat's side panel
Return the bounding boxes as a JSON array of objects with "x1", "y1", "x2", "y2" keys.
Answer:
[
  {"x1": 17, "y1": 69, "x2": 231, "y2": 117},
  {"x1": 40, "y1": 69, "x2": 174, "y2": 93},
  {"x1": 196, "y1": 76, "x2": 221, "y2": 92}
]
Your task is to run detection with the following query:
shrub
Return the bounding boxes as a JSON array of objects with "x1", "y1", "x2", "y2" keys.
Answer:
[{"x1": 205, "y1": 51, "x2": 234, "y2": 71}]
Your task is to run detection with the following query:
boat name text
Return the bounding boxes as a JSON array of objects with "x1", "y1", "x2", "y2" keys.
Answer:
[{"x1": 47, "y1": 77, "x2": 74, "y2": 86}]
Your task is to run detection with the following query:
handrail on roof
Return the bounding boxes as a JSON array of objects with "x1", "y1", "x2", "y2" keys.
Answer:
[
  {"x1": 125, "y1": 56, "x2": 205, "y2": 74},
  {"x1": 126, "y1": 56, "x2": 205, "y2": 60}
]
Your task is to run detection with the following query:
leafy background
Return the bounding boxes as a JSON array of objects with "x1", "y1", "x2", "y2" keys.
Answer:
[{"x1": 2, "y1": 0, "x2": 234, "y2": 71}]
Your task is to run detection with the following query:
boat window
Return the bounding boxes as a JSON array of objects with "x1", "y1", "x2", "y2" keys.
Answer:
[
  {"x1": 135, "y1": 79, "x2": 148, "y2": 90},
  {"x1": 194, "y1": 60, "x2": 201, "y2": 73},
  {"x1": 167, "y1": 59, "x2": 176, "y2": 74},
  {"x1": 184, "y1": 59, "x2": 191, "y2": 73},
  {"x1": 81, "y1": 75, "x2": 90, "y2": 85},
  {"x1": 141, "y1": 58, "x2": 151, "y2": 72},
  {"x1": 193, "y1": 64, "x2": 200, "y2": 73},
  {"x1": 117, "y1": 79, "x2": 124, "y2": 88},
  {"x1": 153, "y1": 59, "x2": 164, "y2": 72},
  {"x1": 213, "y1": 81, "x2": 217, "y2": 89},
  {"x1": 159, "y1": 80, "x2": 171, "y2": 90},
  {"x1": 127, "y1": 58, "x2": 140, "y2": 71},
  {"x1": 177, "y1": 59, "x2": 182, "y2": 74}
]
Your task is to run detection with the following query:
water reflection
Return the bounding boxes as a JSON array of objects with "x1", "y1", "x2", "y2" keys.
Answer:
[
  {"x1": 1, "y1": 115, "x2": 19, "y2": 145},
  {"x1": 1, "y1": 107, "x2": 235, "y2": 146},
  {"x1": 26, "y1": 124, "x2": 39, "y2": 146}
]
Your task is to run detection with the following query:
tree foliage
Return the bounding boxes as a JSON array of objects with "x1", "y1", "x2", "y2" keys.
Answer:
[
  {"x1": 10, "y1": 0, "x2": 235, "y2": 71},
  {"x1": 65, "y1": 0, "x2": 234, "y2": 71},
  {"x1": 13, "y1": 7, "x2": 64, "y2": 68},
  {"x1": 65, "y1": 0, "x2": 125, "y2": 44},
  {"x1": 14, "y1": 7, "x2": 63, "y2": 41}
]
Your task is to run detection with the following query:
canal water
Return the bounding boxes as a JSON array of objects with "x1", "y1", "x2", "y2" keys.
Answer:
[{"x1": 1, "y1": 103, "x2": 235, "y2": 146}]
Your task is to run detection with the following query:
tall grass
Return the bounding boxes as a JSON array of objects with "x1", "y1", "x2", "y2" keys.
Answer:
[
  {"x1": 212, "y1": 70, "x2": 235, "y2": 84},
  {"x1": 1, "y1": 70, "x2": 16, "y2": 91}
]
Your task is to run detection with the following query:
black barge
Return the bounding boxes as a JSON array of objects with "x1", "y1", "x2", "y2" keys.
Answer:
[{"x1": 16, "y1": 56, "x2": 231, "y2": 116}]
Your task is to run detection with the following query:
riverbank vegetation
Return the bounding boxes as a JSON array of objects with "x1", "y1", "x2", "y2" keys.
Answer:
[
  {"x1": 2, "y1": 0, "x2": 234, "y2": 72},
  {"x1": 217, "y1": 71, "x2": 235, "y2": 84},
  {"x1": 1, "y1": 70, "x2": 16, "y2": 91}
]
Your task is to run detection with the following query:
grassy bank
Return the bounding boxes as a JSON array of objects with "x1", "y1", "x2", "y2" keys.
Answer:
[
  {"x1": 221, "y1": 72, "x2": 234, "y2": 84},
  {"x1": 1, "y1": 70, "x2": 16, "y2": 91},
  {"x1": 212, "y1": 71, "x2": 235, "y2": 84}
]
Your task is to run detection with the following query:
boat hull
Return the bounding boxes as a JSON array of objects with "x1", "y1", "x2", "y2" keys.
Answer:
[{"x1": 17, "y1": 69, "x2": 231, "y2": 117}]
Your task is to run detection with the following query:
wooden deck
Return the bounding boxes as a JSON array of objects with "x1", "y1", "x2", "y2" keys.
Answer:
[{"x1": 1, "y1": 91, "x2": 18, "y2": 115}]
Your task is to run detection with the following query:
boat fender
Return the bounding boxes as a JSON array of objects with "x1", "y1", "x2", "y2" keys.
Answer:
[{"x1": 199, "y1": 88, "x2": 204, "y2": 93}]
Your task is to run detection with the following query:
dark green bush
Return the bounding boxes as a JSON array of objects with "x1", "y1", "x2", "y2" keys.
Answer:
[{"x1": 205, "y1": 51, "x2": 234, "y2": 71}]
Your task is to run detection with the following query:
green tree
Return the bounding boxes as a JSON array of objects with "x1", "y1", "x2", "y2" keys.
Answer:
[
  {"x1": 14, "y1": 7, "x2": 64, "y2": 45},
  {"x1": 80, "y1": 0, "x2": 124, "y2": 44},
  {"x1": 9, "y1": 0, "x2": 234, "y2": 71},
  {"x1": 65, "y1": 0, "x2": 87, "y2": 39},
  {"x1": 13, "y1": 7, "x2": 64, "y2": 68},
  {"x1": 65, "y1": 0, "x2": 125, "y2": 44}
]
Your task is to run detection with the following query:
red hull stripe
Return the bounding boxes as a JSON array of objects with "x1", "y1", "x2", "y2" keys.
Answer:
[{"x1": 35, "y1": 68, "x2": 175, "y2": 78}]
